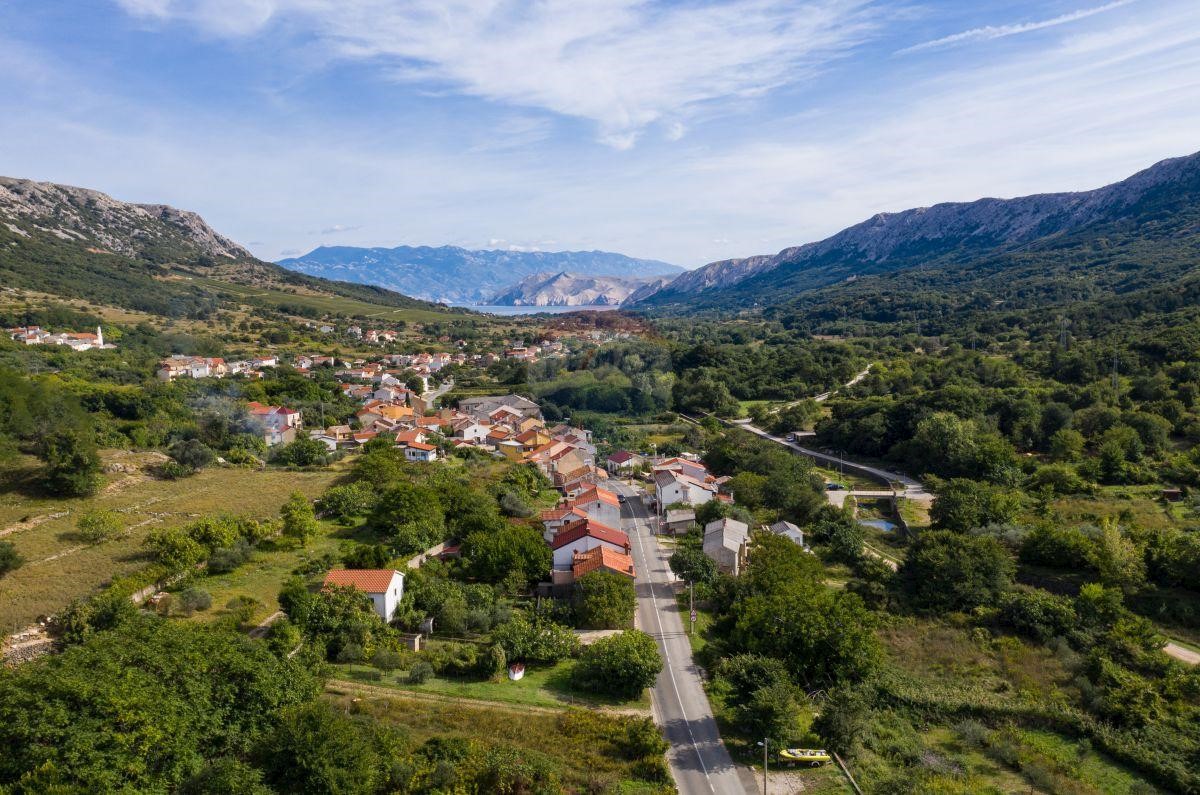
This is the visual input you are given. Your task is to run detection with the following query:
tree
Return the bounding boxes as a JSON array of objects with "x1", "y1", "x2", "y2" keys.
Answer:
[
  {"x1": 717, "y1": 654, "x2": 793, "y2": 712},
  {"x1": 462, "y1": 524, "x2": 550, "y2": 589},
  {"x1": 743, "y1": 681, "x2": 799, "y2": 743},
  {"x1": 1049, "y1": 428, "x2": 1085, "y2": 462},
  {"x1": 280, "y1": 492, "x2": 319, "y2": 547},
  {"x1": 1088, "y1": 521, "x2": 1146, "y2": 591},
  {"x1": 319, "y1": 482, "x2": 377, "y2": 523},
  {"x1": 179, "y1": 759, "x2": 272, "y2": 795},
  {"x1": 812, "y1": 685, "x2": 870, "y2": 756},
  {"x1": 76, "y1": 509, "x2": 122, "y2": 544},
  {"x1": 260, "y1": 702, "x2": 381, "y2": 795},
  {"x1": 574, "y1": 571, "x2": 636, "y2": 629},
  {"x1": 669, "y1": 546, "x2": 718, "y2": 584},
  {"x1": 37, "y1": 429, "x2": 101, "y2": 497},
  {"x1": 491, "y1": 613, "x2": 579, "y2": 662},
  {"x1": 930, "y1": 478, "x2": 1020, "y2": 533},
  {"x1": 0, "y1": 540, "x2": 24, "y2": 577},
  {"x1": 271, "y1": 436, "x2": 330, "y2": 467},
  {"x1": 169, "y1": 438, "x2": 215, "y2": 471},
  {"x1": 899, "y1": 530, "x2": 1015, "y2": 612},
  {"x1": 336, "y1": 642, "x2": 364, "y2": 672},
  {"x1": 572, "y1": 630, "x2": 662, "y2": 699}
]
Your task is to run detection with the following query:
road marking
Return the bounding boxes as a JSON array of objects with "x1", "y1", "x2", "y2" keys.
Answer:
[{"x1": 624, "y1": 492, "x2": 717, "y2": 793}]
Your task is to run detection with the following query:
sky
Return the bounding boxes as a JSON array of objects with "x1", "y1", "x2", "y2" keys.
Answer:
[{"x1": 1, "y1": 0, "x2": 1198, "y2": 268}]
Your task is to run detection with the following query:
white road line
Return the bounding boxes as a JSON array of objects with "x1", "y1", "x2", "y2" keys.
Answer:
[{"x1": 630, "y1": 508, "x2": 716, "y2": 793}]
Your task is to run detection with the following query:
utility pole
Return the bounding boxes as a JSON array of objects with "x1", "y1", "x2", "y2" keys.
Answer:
[
  {"x1": 689, "y1": 580, "x2": 696, "y2": 637},
  {"x1": 760, "y1": 738, "x2": 769, "y2": 795}
]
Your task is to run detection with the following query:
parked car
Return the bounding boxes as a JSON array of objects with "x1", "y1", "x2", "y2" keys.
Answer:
[{"x1": 826, "y1": 482, "x2": 846, "y2": 491}]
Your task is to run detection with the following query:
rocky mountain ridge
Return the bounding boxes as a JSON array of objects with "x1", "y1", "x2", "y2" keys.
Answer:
[
  {"x1": 0, "y1": 177, "x2": 251, "y2": 261},
  {"x1": 635, "y1": 150, "x2": 1200, "y2": 309}
]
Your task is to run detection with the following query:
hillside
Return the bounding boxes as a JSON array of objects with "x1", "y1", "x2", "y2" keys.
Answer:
[
  {"x1": 277, "y1": 244, "x2": 682, "y2": 304},
  {"x1": 636, "y1": 151, "x2": 1200, "y2": 316},
  {"x1": 0, "y1": 177, "x2": 445, "y2": 320},
  {"x1": 489, "y1": 271, "x2": 672, "y2": 306}
]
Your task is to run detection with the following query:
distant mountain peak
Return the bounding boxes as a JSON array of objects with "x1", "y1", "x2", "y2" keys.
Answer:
[{"x1": 277, "y1": 244, "x2": 683, "y2": 304}]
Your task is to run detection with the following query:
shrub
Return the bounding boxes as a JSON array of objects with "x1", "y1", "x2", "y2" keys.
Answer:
[
  {"x1": 169, "y1": 438, "x2": 216, "y2": 471},
  {"x1": 408, "y1": 660, "x2": 434, "y2": 684},
  {"x1": 178, "y1": 587, "x2": 213, "y2": 614},
  {"x1": 574, "y1": 570, "x2": 636, "y2": 629},
  {"x1": 76, "y1": 510, "x2": 122, "y2": 544},
  {"x1": 0, "y1": 540, "x2": 25, "y2": 577},
  {"x1": 157, "y1": 460, "x2": 195, "y2": 480},
  {"x1": 572, "y1": 630, "x2": 662, "y2": 699}
]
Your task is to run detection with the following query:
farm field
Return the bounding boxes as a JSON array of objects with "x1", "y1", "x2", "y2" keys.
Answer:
[
  {"x1": 0, "y1": 453, "x2": 340, "y2": 630},
  {"x1": 326, "y1": 680, "x2": 671, "y2": 793}
]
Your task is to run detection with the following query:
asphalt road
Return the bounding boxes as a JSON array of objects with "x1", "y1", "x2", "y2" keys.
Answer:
[{"x1": 611, "y1": 479, "x2": 755, "y2": 795}]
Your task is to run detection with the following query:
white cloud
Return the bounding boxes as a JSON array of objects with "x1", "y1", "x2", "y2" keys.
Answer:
[
  {"x1": 112, "y1": 0, "x2": 890, "y2": 147},
  {"x1": 318, "y1": 224, "x2": 360, "y2": 235},
  {"x1": 897, "y1": 0, "x2": 1135, "y2": 54}
]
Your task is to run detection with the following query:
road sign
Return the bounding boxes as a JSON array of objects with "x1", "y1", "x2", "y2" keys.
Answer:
[{"x1": 690, "y1": 609, "x2": 698, "y2": 622}]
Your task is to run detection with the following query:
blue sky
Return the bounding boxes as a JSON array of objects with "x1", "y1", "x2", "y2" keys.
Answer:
[{"x1": 2, "y1": 0, "x2": 1198, "y2": 267}]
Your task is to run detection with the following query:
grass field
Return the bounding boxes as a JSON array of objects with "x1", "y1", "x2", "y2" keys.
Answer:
[
  {"x1": 0, "y1": 453, "x2": 341, "y2": 631},
  {"x1": 332, "y1": 657, "x2": 651, "y2": 712},
  {"x1": 185, "y1": 275, "x2": 456, "y2": 324},
  {"x1": 326, "y1": 681, "x2": 670, "y2": 793},
  {"x1": 1048, "y1": 486, "x2": 1178, "y2": 531}
]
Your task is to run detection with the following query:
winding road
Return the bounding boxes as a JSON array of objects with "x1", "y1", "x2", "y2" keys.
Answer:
[{"x1": 610, "y1": 479, "x2": 756, "y2": 795}]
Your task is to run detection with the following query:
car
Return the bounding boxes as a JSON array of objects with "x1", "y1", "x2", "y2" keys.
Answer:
[
  {"x1": 785, "y1": 433, "x2": 796, "y2": 441},
  {"x1": 826, "y1": 482, "x2": 845, "y2": 491},
  {"x1": 779, "y1": 748, "x2": 832, "y2": 767},
  {"x1": 617, "y1": 493, "x2": 627, "y2": 503}
]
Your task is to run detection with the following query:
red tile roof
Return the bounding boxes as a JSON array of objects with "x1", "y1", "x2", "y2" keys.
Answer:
[
  {"x1": 572, "y1": 546, "x2": 635, "y2": 579},
  {"x1": 550, "y1": 518, "x2": 629, "y2": 550},
  {"x1": 576, "y1": 486, "x2": 619, "y2": 507},
  {"x1": 322, "y1": 569, "x2": 401, "y2": 594}
]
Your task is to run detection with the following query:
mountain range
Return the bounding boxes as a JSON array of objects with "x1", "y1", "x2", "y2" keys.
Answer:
[
  {"x1": 277, "y1": 245, "x2": 682, "y2": 305},
  {"x1": 633, "y1": 150, "x2": 1200, "y2": 315},
  {"x1": 0, "y1": 177, "x2": 441, "y2": 319}
]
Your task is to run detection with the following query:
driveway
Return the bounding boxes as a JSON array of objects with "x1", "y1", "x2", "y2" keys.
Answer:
[{"x1": 611, "y1": 480, "x2": 756, "y2": 794}]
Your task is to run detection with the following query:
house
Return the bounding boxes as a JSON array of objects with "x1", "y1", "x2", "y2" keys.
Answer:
[
  {"x1": 322, "y1": 569, "x2": 405, "y2": 622},
  {"x1": 247, "y1": 402, "x2": 302, "y2": 446},
  {"x1": 662, "y1": 509, "x2": 696, "y2": 536},
  {"x1": 703, "y1": 518, "x2": 749, "y2": 576},
  {"x1": 453, "y1": 420, "x2": 492, "y2": 443},
  {"x1": 654, "y1": 467, "x2": 717, "y2": 507},
  {"x1": 403, "y1": 441, "x2": 438, "y2": 462},
  {"x1": 540, "y1": 505, "x2": 590, "y2": 542},
  {"x1": 459, "y1": 394, "x2": 542, "y2": 422},
  {"x1": 550, "y1": 518, "x2": 630, "y2": 570},
  {"x1": 572, "y1": 486, "x2": 622, "y2": 527},
  {"x1": 571, "y1": 545, "x2": 635, "y2": 580},
  {"x1": 606, "y1": 450, "x2": 644, "y2": 472},
  {"x1": 769, "y1": 521, "x2": 805, "y2": 547}
]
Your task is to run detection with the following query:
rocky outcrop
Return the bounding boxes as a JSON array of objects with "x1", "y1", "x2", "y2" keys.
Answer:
[
  {"x1": 0, "y1": 177, "x2": 250, "y2": 260},
  {"x1": 489, "y1": 271, "x2": 673, "y2": 306}
]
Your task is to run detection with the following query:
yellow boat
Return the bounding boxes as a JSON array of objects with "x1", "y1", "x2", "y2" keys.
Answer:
[{"x1": 778, "y1": 748, "x2": 832, "y2": 767}]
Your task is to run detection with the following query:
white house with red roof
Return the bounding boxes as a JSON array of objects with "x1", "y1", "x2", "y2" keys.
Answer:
[
  {"x1": 403, "y1": 441, "x2": 439, "y2": 462},
  {"x1": 323, "y1": 569, "x2": 405, "y2": 622},
  {"x1": 247, "y1": 401, "x2": 302, "y2": 446},
  {"x1": 572, "y1": 486, "x2": 622, "y2": 527},
  {"x1": 550, "y1": 518, "x2": 630, "y2": 570}
]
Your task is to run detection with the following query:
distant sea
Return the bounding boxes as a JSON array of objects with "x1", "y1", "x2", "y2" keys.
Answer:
[{"x1": 450, "y1": 304, "x2": 621, "y2": 316}]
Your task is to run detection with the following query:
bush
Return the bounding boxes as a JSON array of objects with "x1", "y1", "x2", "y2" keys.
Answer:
[
  {"x1": 0, "y1": 540, "x2": 24, "y2": 577},
  {"x1": 572, "y1": 630, "x2": 662, "y2": 699},
  {"x1": 157, "y1": 460, "x2": 195, "y2": 480},
  {"x1": 408, "y1": 660, "x2": 434, "y2": 684},
  {"x1": 170, "y1": 439, "x2": 216, "y2": 471},
  {"x1": 899, "y1": 530, "x2": 1016, "y2": 612},
  {"x1": 207, "y1": 542, "x2": 253, "y2": 574},
  {"x1": 76, "y1": 510, "x2": 122, "y2": 544},
  {"x1": 178, "y1": 587, "x2": 213, "y2": 614}
]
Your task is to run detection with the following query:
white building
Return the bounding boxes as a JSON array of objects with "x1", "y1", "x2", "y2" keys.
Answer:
[
  {"x1": 703, "y1": 518, "x2": 749, "y2": 576},
  {"x1": 322, "y1": 569, "x2": 405, "y2": 622}
]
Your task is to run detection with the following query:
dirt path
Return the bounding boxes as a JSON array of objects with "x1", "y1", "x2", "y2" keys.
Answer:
[
  {"x1": 1164, "y1": 641, "x2": 1200, "y2": 665},
  {"x1": 248, "y1": 610, "x2": 284, "y2": 639},
  {"x1": 0, "y1": 511, "x2": 71, "y2": 538}
]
